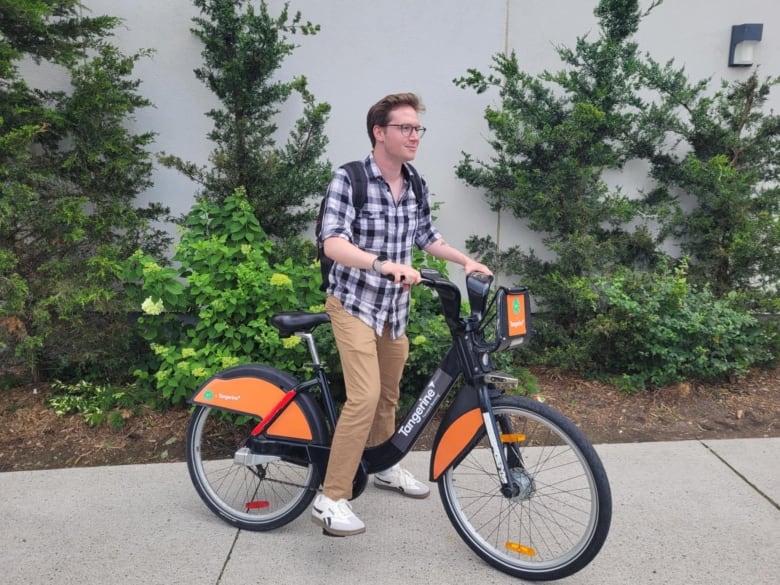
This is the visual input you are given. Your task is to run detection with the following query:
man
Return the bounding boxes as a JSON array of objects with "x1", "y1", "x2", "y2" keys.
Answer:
[{"x1": 312, "y1": 93, "x2": 492, "y2": 536}]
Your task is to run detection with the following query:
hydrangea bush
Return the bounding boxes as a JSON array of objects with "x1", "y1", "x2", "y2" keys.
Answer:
[{"x1": 123, "y1": 188, "x2": 325, "y2": 404}]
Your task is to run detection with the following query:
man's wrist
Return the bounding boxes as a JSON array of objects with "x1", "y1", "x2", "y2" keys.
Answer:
[{"x1": 372, "y1": 254, "x2": 389, "y2": 272}]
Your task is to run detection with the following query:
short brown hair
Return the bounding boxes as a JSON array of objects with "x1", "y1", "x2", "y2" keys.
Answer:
[{"x1": 366, "y1": 93, "x2": 425, "y2": 147}]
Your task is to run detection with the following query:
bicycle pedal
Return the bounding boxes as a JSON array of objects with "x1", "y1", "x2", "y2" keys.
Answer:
[{"x1": 322, "y1": 528, "x2": 345, "y2": 538}]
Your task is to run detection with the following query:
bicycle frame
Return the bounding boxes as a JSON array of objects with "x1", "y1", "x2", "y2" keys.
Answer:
[{"x1": 188, "y1": 269, "x2": 528, "y2": 498}]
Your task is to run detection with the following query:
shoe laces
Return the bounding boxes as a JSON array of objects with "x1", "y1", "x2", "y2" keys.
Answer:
[
  {"x1": 330, "y1": 498, "x2": 356, "y2": 520},
  {"x1": 380, "y1": 466, "x2": 417, "y2": 487},
  {"x1": 397, "y1": 467, "x2": 419, "y2": 488}
]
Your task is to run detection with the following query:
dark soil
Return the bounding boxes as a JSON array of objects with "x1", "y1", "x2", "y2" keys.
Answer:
[{"x1": 1, "y1": 366, "x2": 778, "y2": 472}]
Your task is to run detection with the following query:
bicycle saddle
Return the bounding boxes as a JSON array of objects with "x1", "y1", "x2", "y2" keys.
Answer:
[{"x1": 271, "y1": 311, "x2": 330, "y2": 337}]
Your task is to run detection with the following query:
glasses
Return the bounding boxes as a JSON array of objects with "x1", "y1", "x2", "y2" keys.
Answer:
[{"x1": 383, "y1": 124, "x2": 427, "y2": 138}]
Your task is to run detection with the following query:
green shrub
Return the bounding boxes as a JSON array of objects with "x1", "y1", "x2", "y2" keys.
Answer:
[
  {"x1": 1, "y1": 20, "x2": 169, "y2": 382},
  {"x1": 124, "y1": 188, "x2": 326, "y2": 405},
  {"x1": 640, "y1": 70, "x2": 780, "y2": 302},
  {"x1": 160, "y1": 0, "x2": 331, "y2": 241},
  {"x1": 47, "y1": 379, "x2": 157, "y2": 429},
  {"x1": 582, "y1": 262, "x2": 775, "y2": 391}
]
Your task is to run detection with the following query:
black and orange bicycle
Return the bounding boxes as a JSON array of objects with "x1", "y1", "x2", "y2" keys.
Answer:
[{"x1": 185, "y1": 269, "x2": 612, "y2": 581}]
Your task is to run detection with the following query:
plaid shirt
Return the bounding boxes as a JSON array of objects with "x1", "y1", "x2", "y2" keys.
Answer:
[{"x1": 320, "y1": 155, "x2": 440, "y2": 338}]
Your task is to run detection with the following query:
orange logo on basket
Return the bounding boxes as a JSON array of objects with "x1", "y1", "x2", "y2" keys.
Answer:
[{"x1": 506, "y1": 294, "x2": 527, "y2": 337}]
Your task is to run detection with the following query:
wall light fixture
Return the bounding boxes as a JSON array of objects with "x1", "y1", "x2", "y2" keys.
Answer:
[{"x1": 729, "y1": 23, "x2": 763, "y2": 67}]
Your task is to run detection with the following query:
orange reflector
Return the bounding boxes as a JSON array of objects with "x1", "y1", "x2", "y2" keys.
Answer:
[
  {"x1": 245, "y1": 501, "x2": 270, "y2": 509},
  {"x1": 500, "y1": 433, "x2": 526, "y2": 443},
  {"x1": 505, "y1": 541, "x2": 536, "y2": 557}
]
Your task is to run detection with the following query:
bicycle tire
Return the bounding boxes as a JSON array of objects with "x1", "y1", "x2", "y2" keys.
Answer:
[
  {"x1": 438, "y1": 395, "x2": 612, "y2": 581},
  {"x1": 186, "y1": 374, "x2": 326, "y2": 531}
]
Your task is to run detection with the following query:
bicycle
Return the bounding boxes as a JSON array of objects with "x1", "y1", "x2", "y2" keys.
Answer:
[{"x1": 185, "y1": 268, "x2": 612, "y2": 581}]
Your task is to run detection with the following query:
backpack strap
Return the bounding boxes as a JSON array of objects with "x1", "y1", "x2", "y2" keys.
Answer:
[
  {"x1": 340, "y1": 161, "x2": 368, "y2": 211},
  {"x1": 402, "y1": 162, "x2": 425, "y2": 206},
  {"x1": 340, "y1": 160, "x2": 425, "y2": 209}
]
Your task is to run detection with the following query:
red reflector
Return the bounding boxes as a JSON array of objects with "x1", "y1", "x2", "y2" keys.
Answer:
[{"x1": 245, "y1": 501, "x2": 270, "y2": 509}]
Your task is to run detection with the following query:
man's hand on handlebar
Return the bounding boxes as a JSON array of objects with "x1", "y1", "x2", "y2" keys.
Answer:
[
  {"x1": 380, "y1": 262, "x2": 421, "y2": 291},
  {"x1": 464, "y1": 258, "x2": 493, "y2": 277}
]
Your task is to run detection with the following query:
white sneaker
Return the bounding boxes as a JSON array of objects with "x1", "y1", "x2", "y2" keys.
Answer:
[
  {"x1": 374, "y1": 465, "x2": 430, "y2": 499},
  {"x1": 311, "y1": 494, "x2": 366, "y2": 536}
]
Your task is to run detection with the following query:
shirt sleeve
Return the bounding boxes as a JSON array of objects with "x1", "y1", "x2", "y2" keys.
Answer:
[{"x1": 321, "y1": 168, "x2": 355, "y2": 243}]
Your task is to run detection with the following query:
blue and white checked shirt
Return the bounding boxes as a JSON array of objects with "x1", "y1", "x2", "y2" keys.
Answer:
[{"x1": 320, "y1": 155, "x2": 440, "y2": 339}]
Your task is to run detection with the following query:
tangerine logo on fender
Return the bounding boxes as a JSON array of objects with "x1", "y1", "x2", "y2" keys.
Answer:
[{"x1": 200, "y1": 388, "x2": 240, "y2": 402}]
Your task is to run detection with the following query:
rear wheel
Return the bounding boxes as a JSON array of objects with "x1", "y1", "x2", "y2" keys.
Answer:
[
  {"x1": 186, "y1": 405, "x2": 319, "y2": 531},
  {"x1": 438, "y1": 395, "x2": 612, "y2": 581}
]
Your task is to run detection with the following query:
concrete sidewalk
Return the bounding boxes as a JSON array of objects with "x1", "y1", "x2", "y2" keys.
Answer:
[{"x1": 2, "y1": 438, "x2": 778, "y2": 585}]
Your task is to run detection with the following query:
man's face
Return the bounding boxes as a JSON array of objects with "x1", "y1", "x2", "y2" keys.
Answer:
[{"x1": 376, "y1": 105, "x2": 420, "y2": 162}]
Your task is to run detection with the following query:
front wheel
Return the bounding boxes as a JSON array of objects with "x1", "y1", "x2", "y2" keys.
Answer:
[
  {"x1": 438, "y1": 395, "x2": 612, "y2": 581},
  {"x1": 186, "y1": 405, "x2": 320, "y2": 531}
]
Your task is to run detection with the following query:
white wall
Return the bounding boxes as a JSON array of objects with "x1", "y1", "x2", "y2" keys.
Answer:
[{"x1": 27, "y1": 1, "x2": 780, "y2": 271}]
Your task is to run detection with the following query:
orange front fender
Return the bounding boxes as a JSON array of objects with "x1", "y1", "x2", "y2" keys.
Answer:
[{"x1": 430, "y1": 408, "x2": 483, "y2": 481}]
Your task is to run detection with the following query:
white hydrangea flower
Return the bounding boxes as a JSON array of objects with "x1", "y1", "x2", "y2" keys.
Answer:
[{"x1": 141, "y1": 297, "x2": 165, "y2": 315}]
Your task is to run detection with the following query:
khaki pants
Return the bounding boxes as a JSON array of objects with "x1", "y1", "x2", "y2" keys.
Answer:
[{"x1": 322, "y1": 295, "x2": 409, "y2": 500}]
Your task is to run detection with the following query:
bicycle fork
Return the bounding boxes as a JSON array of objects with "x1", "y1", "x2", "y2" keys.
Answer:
[
  {"x1": 475, "y1": 386, "x2": 521, "y2": 499},
  {"x1": 479, "y1": 374, "x2": 535, "y2": 500}
]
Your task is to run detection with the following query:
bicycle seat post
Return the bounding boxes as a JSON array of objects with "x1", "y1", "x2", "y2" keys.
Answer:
[
  {"x1": 295, "y1": 332, "x2": 322, "y2": 366},
  {"x1": 295, "y1": 330, "x2": 339, "y2": 429}
]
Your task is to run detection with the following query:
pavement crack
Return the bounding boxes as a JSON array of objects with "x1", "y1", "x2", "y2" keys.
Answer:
[
  {"x1": 215, "y1": 529, "x2": 241, "y2": 584},
  {"x1": 700, "y1": 440, "x2": 779, "y2": 511}
]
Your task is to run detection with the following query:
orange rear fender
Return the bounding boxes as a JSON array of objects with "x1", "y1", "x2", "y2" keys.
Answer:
[{"x1": 191, "y1": 375, "x2": 312, "y2": 441}]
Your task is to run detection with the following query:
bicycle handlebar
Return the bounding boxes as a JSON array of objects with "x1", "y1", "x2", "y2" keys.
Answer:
[{"x1": 382, "y1": 268, "x2": 510, "y2": 354}]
